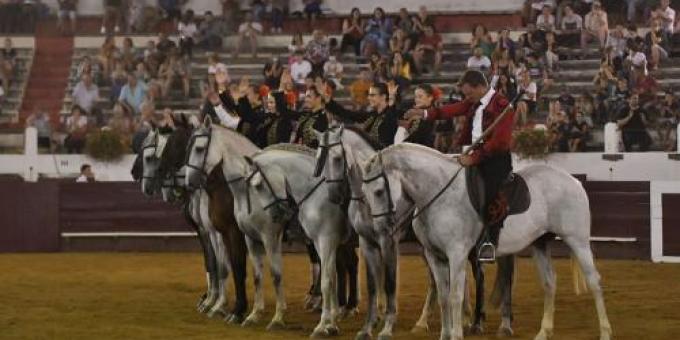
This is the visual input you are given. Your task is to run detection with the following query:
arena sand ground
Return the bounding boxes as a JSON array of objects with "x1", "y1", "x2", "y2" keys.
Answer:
[{"x1": 0, "y1": 253, "x2": 679, "y2": 340}]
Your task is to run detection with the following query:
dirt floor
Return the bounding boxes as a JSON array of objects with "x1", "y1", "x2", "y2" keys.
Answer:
[{"x1": 0, "y1": 253, "x2": 679, "y2": 340}]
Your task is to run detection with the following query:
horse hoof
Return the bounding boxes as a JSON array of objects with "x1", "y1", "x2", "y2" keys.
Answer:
[
  {"x1": 376, "y1": 333, "x2": 392, "y2": 340},
  {"x1": 266, "y1": 320, "x2": 286, "y2": 331},
  {"x1": 196, "y1": 293, "x2": 208, "y2": 310},
  {"x1": 207, "y1": 307, "x2": 228, "y2": 319},
  {"x1": 464, "y1": 323, "x2": 484, "y2": 336},
  {"x1": 534, "y1": 329, "x2": 553, "y2": 340},
  {"x1": 410, "y1": 324, "x2": 429, "y2": 335},
  {"x1": 226, "y1": 313, "x2": 245, "y2": 325},
  {"x1": 310, "y1": 325, "x2": 340, "y2": 338},
  {"x1": 241, "y1": 316, "x2": 260, "y2": 328},
  {"x1": 497, "y1": 326, "x2": 514, "y2": 338},
  {"x1": 355, "y1": 331, "x2": 372, "y2": 340}
]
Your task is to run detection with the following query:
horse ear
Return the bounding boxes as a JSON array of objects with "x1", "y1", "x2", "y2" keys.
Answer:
[{"x1": 203, "y1": 115, "x2": 213, "y2": 128}]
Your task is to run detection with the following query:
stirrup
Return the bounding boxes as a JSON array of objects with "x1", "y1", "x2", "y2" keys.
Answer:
[{"x1": 478, "y1": 242, "x2": 496, "y2": 263}]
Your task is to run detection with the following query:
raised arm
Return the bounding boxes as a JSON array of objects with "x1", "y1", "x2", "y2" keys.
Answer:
[{"x1": 423, "y1": 100, "x2": 474, "y2": 121}]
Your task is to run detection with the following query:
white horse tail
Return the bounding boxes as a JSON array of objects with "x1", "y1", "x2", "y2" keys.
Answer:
[{"x1": 571, "y1": 256, "x2": 589, "y2": 295}]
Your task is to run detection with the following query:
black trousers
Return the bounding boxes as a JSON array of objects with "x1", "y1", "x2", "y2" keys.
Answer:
[{"x1": 477, "y1": 151, "x2": 513, "y2": 224}]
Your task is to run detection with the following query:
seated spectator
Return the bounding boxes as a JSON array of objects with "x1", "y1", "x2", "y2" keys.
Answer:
[
  {"x1": 413, "y1": 24, "x2": 443, "y2": 75},
  {"x1": 306, "y1": 29, "x2": 330, "y2": 77},
  {"x1": 101, "y1": 0, "x2": 124, "y2": 34},
  {"x1": 467, "y1": 47, "x2": 491, "y2": 71},
  {"x1": 494, "y1": 72, "x2": 517, "y2": 99},
  {"x1": 107, "y1": 102, "x2": 133, "y2": 147},
  {"x1": 516, "y1": 69, "x2": 538, "y2": 126},
  {"x1": 570, "y1": 109, "x2": 593, "y2": 151},
  {"x1": 1, "y1": 38, "x2": 16, "y2": 89},
  {"x1": 72, "y1": 73, "x2": 100, "y2": 115},
  {"x1": 142, "y1": 40, "x2": 161, "y2": 76},
  {"x1": 197, "y1": 11, "x2": 223, "y2": 50},
  {"x1": 57, "y1": 0, "x2": 78, "y2": 35},
  {"x1": 208, "y1": 53, "x2": 228, "y2": 90},
  {"x1": 412, "y1": 5, "x2": 434, "y2": 36},
  {"x1": 361, "y1": 7, "x2": 392, "y2": 56},
  {"x1": 656, "y1": 91, "x2": 680, "y2": 151},
  {"x1": 518, "y1": 23, "x2": 545, "y2": 58},
  {"x1": 119, "y1": 72, "x2": 148, "y2": 114},
  {"x1": 557, "y1": 86, "x2": 576, "y2": 113},
  {"x1": 64, "y1": 105, "x2": 89, "y2": 153},
  {"x1": 606, "y1": 25, "x2": 628, "y2": 62},
  {"x1": 390, "y1": 28, "x2": 411, "y2": 55},
  {"x1": 263, "y1": 57, "x2": 282, "y2": 89},
  {"x1": 270, "y1": 0, "x2": 288, "y2": 33},
  {"x1": 159, "y1": 0, "x2": 183, "y2": 26},
  {"x1": 233, "y1": 12, "x2": 263, "y2": 59},
  {"x1": 652, "y1": 0, "x2": 675, "y2": 35},
  {"x1": 156, "y1": 31, "x2": 177, "y2": 65},
  {"x1": 288, "y1": 32, "x2": 305, "y2": 64},
  {"x1": 536, "y1": 5, "x2": 556, "y2": 32},
  {"x1": 340, "y1": 8, "x2": 364, "y2": 57},
  {"x1": 323, "y1": 54, "x2": 344, "y2": 90},
  {"x1": 527, "y1": 0, "x2": 555, "y2": 23},
  {"x1": 627, "y1": 39, "x2": 648, "y2": 84},
  {"x1": 303, "y1": 0, "x2": 323, "y2": 28},
  {"x1": 389, "y1": 51, "x2": 412, "y2": 89},
  {"x1": 496, "y1": 28, "x2": 516, "y2": 58},
  {"x1": 558, "y1": 4, "x2": 582, "y2": 46},
  {"x1": 109, "y1": 60, "x2": 128, "y2": 104},
  {"x1": 178, "y1": 10, "x2": 198, "y2": 59},
  {"x1": 25, "y1": 107, "x2": 53, "y2": 150},
  {"x1": 76, "y1": 164, "x2": 96, "y2": 183},
  {"x1": 290, "y1": 51, "x2": 312, "y2": 86},
  {"x1": 76, "y1": 55, "x2": 96, "y2": 81},
  {"x1": 120, "y1": 37, "x2": 139, "y2": 70},
  {"x1": 546, "y1": 99, "x2": 567, "y2": 150},
  {"x1": 369, "y1": 52, "x2": 388, "y2": 82},
  {"x1": 617, "y1": 93, "x2": 651, "y2": 151},
  {"x1": 349, "y1": 69, "x2": 372, "y2": 110},
  {"x1": 159, "y1": 52, "x2": 190, "y2": 98},
  {"x1": 0, "y1": 81, "x2": 4, "y2": 113},
  {"x1": 645, "y1": 19, "x2": 670, "y2": 70},
  {"x1": 492, "y1": 48, "x2": 516, "y2": 78},
  {"x1": 394, "y1": 8, "x2": 416, "y2": 51},
  {"x1": 134, "y1": 61, "x2": 153, "y2": 83},
  {"x1": 581, "y1": 1, "x2": 608, "y2": 55},
  {"x1": 97, "y1": 36, "x2": 117, "y2": 80},
  {"x1": 471, "y1": 24, "x2": 495, "y2": 58},
  {"x1": 635, "y1": 73, "x2": 660, "y2": 102}
]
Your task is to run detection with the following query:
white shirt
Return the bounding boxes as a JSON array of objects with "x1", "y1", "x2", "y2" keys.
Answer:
[
  {"x1": 323, "y1": 60, "x2": 344, "y2": 78},
  {"x1": 467, "y1": 55, "x2": 491, "y2": 70},
  {"x1": 663, "y1": 6, "x2": 676, "y2": 33},
  {"x1": 472, "y1": 88, "x2": 496, "y2": 143},
  {"x1": 178, "y1": 22, "x2": 198, "y2": 39},
  {"x1": 290, "y1": 60, "x2": 312, "y2": 84},
  {"x1": 536, "y1": 14, "x2": 555, "y2": 31},
  {"x1": 214, "y1": 104, "x2": 241, "y2": 129},
  {"x1": 520, "y1": 81, "x2": 537, "y2": 102},
  {"x1": 76, "y1": 175, "x2": 89, "y2": 183},
  {"x1": 238, "y1": 22, "x2": 263, "y2": 36}
]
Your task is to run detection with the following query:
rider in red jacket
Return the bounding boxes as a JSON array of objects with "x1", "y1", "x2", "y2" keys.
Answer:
[{"x1": 423, "y1": 70, "x2": 515, "y2": 262}]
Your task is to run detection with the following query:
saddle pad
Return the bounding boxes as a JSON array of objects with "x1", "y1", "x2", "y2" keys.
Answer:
[{"x1": 465, "y1": 167, "x2": 531, "y2": 221}]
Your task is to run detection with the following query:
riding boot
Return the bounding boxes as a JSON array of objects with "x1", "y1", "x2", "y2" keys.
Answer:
[{"x1": 478, "y1": 223, "x2": 501, "y2": 263}]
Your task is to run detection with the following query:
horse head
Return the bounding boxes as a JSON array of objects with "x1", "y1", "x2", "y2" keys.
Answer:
[
  {"x1": 361, "y1": 152, "x2": 403, "y2": 232},
  {"x1": 185, "y1": 116, "x2": 219, "y2": 189},
  {"x1": 244, "y1": 155, "x2": 294, "y2": 222},
  {"x1": 314, "y1": 125, "x2": 349, "y2": 204},
  {"x1": 140, "y1": 128, "x2": 168, "y2": 197}
]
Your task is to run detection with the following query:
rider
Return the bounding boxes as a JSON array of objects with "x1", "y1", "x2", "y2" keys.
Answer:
[
  {"x1": 423, "y1": 70, "x2": 515, "y2": 262},
  {"x1": 292, "y1": 84, "x2": 328, "y2": 148}
]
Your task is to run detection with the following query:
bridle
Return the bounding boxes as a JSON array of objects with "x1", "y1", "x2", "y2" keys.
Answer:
[
  {"x1": 244, "y1": 163, "x2": 291, "y2": 213},
  {"x1": 314, "y1": 129, "x2": 364, "y2": 203},
  {"x1": 362, "y1": 163, "x2": 396, "y2": 223},
  {"x1": 184, "y1": 128, "x2": 213, "y2": 187}
]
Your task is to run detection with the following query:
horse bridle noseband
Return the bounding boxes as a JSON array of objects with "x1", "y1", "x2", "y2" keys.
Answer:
[
  {"x1": 362, "y1": 168, "x2": 396, "y2": 221},
  {"x1": 184, "y1": 130, "x2": 213, "y2": 186},
  {"x1": 315, "y1": 130, "x2": 365, "y2": 203}
]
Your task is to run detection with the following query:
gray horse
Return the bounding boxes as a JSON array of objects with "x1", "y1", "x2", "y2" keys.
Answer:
[{"x1": 361, "y1": 143, "x2": 612, "y2": 340}]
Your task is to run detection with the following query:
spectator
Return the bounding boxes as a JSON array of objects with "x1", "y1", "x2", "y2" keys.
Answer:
[
  {"x1": 57, "y1": 0, "x2": 78, "y2": 35},
  {"x1": 120, "y1": 37, "x2": 138, "y2": 70},
  {"x1": 516, "y1": 69, "x2": 538, "y2": 126},
  {"x1": 496, "y1": 28, "x2": 516, "y2": 58},
  {"x1": 395, "y1": 8, "x2": 416, "y2": 51},
  {"x1": 220, "y1": 0, "x2": 240, "y2": 32},
  {"x1": 617, "y1": 93, "x2": 651, "y2": 151},
  {"x1": 606, "y1": 25, "x2": 628, "y2": 61},
  {"x1": 64, "y1": 105, "x2": 89, "y2": 153},
  {"x1": 645, "y1": 19, "x2": 670, "y2": 70},
  {"x1": 349, "y1": 69, "x2": 372, "y2": 110},
  {"x1": 627, "y1": 39, "x2": 648, "y2": 83},
  {"x1": 76, "y1": 55, "x2": 96, "y2": 80},
  {"x1": 159, "y1": 0, "x2": 183, "y2": 26},
  {"x1": 288, "y1": 31, "x2": 305, "y2": 59},
  {"x1": 207, "y1": 53, "x2": 228, "y2": 90},
  {"x1": 134, "y1": 61, "x2": 153, "y2": 83},
  {"x1": 263, "y1": 57, "x2": 282, "y2": 89},
  {"x1": 0, "y1": 81, "x2": 4, "y2": 113},
  {"x1": 306, "y1": 29, "x2": 330, "y2": 77},
  {"x1": 142, "y1": 40, "x2": 161, "y2": 74},
  {"x1": 369, "y1": 52, "x2": 388, "y2": 82},
  {"x1": 527, "y1": 0, "x2": 555, "y2": 23},
  {"x1": 290, "y1": 51, "x2": 312, "y2": 86},
  {"x1": 653, "y1": 0, "x2": 675, "y2": 34},
  {"x1": 1, "y1": 38, "x2": 16, "y2": 89},
  {"x1": 558, "y1": 5, "x2": 582, "y2": 46},
  {"x1": 362, "y1": 7, "x2": 392, "y2": 56},
  {"x1": 178, "y1": 10, "x2": 198, "y2": 59},
  {"x1": 303, "y1": 0, "x2": 323, "y2": 29},
  {"x1": 656, "y1": 91, "x2": 680, "y2": 150},
  {"x1": 389, "y1": 51, "x2": 412, "y2": 89},
  {"x1": 546, "y1": 99, "x2": 567, "y2": 150},
  {"x1": 581, "y1": 1, "x2": 608, "y2": 55},
  {"x1": 197, "y1": 11, "x2": 223, "y2": 50},
  {"x1": 101, "y1": 0, "x2": 124, "y2": 34},
  {"x1": 494, "y1": 72, "x2": 517, "y2": 99},
  {"x1": 233, "y1": 12, "x2": 263, "y2": 59},
  {"x1": 156, "y1": 31, "x2": 177, "y2": 65},
  {"x1": 72, "y1": 73, "x2": 100, "y2": 114},
  {"x1": 570, "y1": 109, "x2": 593, "y2": 151},
  {"x1": 119, "y1": 72, "x2": 148, "y2": 114},
  {"x1": 466, "y1": 47, "x2": 492, "y2": 71},
  {"x1": 107, "y1": 102, "x2": 133, "y2": 147},
  {"x1": 492, "y1": 48, "x2": 516, "y2": 79},
  {"x1": 413, "y1": 24, "x2": 443, "y2": 75},
  {"x1": 412, "y1": 5, "x2": 434, "y2": 36},
  {"x1": 323, "y1": 54, "x2": 344, "y2": 90},
  {"x1": 97, "y1": 36, "x2": 117, "y2": 80},
  {"x1": 557, "y1": 86, "x2": 576, "y2": 112},
  {"x1": 340, "y1": 8, "x2": 364, "y2": 57},
  {"x1": 76, "y1": 164, "x2": 96, "y2": 183},
  {"x1": 626, "y1": 0, "x2": 644, "y2": 23},
  {"x1": 110, "y1": 60, "x2": 128, "y2": 103},
  {"x1": 270, "y1": 0, "x2": 288, "y2": 33},
  {"x1": 536, "y1": 5, "x2": 556, "y2": 32},
  {"x1": 471, "y1": 24, "x2": 495, "y2": 58},
  {"x1": 25, "y1": 108, "x2": 53, "y2": 150},
  {"x1": 159, "y1": 52, "x2": 190, "y2": 98},
  {"x1": 518, "y1": 23, "x2": 545, "y2": 57}
]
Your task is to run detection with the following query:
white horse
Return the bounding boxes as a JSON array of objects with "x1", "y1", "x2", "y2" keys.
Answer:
[
  {"x1": 140, "y1": 129, "x2": 230, "y2": 317},
  {"x1": 360, "y1": 143, "x2": 612, "y2": 340},
  {"x1": 243, "y1": 143, "x2": 352, "y2": 337}
]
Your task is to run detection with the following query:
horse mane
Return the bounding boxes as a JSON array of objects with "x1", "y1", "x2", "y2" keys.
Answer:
[
  {"x1": 367, "y1": 143, "x2": 455, "y2": 171},
  {"x1": 259, "y1": 143, "x2": 316, "y2": 157},
  {"x1": 342, "y1": 125, "x2": 383, "y2": 151},
  {"x1": 212, "y1": 124, "x2": 255, "y2": 147}
]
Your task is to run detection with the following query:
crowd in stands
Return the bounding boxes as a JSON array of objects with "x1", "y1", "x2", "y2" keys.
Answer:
[{"x1": 8, "y1": 0, "x2": 680, "y2": 153}]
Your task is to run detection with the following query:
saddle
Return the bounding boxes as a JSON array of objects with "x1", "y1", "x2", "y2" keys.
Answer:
[{"x1": 465, "y1": 167, "x2": 531, "y2": 226}]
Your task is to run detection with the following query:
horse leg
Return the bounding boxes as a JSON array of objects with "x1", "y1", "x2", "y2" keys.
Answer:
[
  {"x1": 377, "y1": 234, "x2": 399, "y2": 340},
  {"x1": 531, "y1": 241, "x2": 556, "y2": 340},
  {"x1": 195, "y1": 226, "x2": 218, "y2": 313},
  {"x1": 356, "y1": 238, "x2": 382, "y2": 340},
  {"x1": 336, "y1": 244, "x2": 349, "y2": 315},
  {"x1": 346, "y1": 244, "x2": 360, "y2": 315},
  {"x1": 242, "y1": 236, "x2": 266, "y2": 327},
  {"x1": 449, "y1": 250, "x2": 469, "y2": 340},
  {"x1": 206, "y1": 230, "x2": 230, "y2": 318},
  {"x1": 226, "y1": 226, "x2": 249, "y2": 324},
  {"x1": 422, "y1": 248, "x2": 453, "y2": 340},
  {"x1": 496, "y1": 255, "x2": 515, "y2": 337},
  {"x1": 466, "y1": 250, "x2": 485, "y2": 335},
  {"x1": 411, "y1": 255, "x2": 437, "y2": 334},
  {"x1": 264, "y1": 235, "x2": 287, "y2": 331},
  {"x1": 311, "y1": 238, "x2": 340, "y2": 338},
  {"x1": 563, "y1": 237, "x2": 612, "y2": 340},
  {"x1": 305, "y1": 242, "x2": 322, "y2": 312}
]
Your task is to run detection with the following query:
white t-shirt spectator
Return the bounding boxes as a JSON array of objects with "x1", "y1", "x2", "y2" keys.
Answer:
[
  {"x1": 536, "y1": 14, "x2": 556, "y2": 31},
  {"x1": 663, "y1": 6, "x2": 676, "y2": 33},
  {"x1": 467, "y1": 55, "x2": 491, "y2": 70},
  {"x1": 629, "y1": 51, "x2": 648, "y2": 74},
  {"x1": 519, "y1": 81, "x2": 538, "y2": 102},
  {"x1": 291, "y1": 59, "x2": 312, "y2": 85},
  {"x1": 238, "y1": 22, "x2": 263, "y2": 37},
  {"x1": 178, "y1": 21, "x2": 198, "y2": 40},
  {"x1": 560, "y1": 13, "x2": 583, "y2": 30},
  {"x1": 72, "y1": 82, "x2": 99, "y2": 113},
  {"x1": 66, "y1": 114, "x2": 88, "y2": 131}
]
